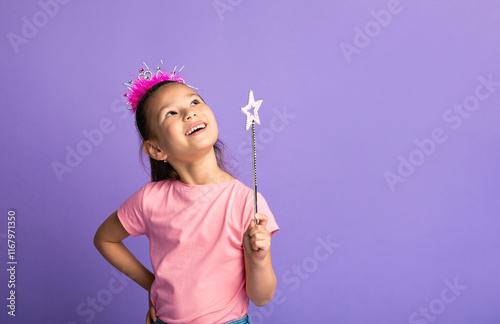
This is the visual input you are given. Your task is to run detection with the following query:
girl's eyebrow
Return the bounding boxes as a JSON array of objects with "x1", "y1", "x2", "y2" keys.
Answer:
[{"x1": 158, "y1": 93, "x2": 199, "y2": 118}]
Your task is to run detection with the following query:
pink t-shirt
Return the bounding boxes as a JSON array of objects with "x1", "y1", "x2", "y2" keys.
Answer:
[{"x1": 117, "y1": 179, "x2": 279, "y2": 324}]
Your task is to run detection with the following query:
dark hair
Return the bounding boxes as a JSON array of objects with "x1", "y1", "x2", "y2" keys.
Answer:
[{"x1": 135, "y1": 80, "x2": 232, "y2": 182}]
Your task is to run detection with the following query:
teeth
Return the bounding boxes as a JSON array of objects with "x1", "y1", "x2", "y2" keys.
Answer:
[{"x1": 186, "y1": 124, "x2": 206, "y2": 135}]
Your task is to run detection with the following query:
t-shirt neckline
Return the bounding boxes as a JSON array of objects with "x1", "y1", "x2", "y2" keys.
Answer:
[{"x1": 172, "y1": 178, "x2": 239, "y2": 189}]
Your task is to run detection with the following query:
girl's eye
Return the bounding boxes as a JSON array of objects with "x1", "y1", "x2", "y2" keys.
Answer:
[
  {"x1": 190, "y1": 99, "x2": 200, "y2": 106},
  {"x1": 165, "y1": 111, "x2": 176, "y2": 118}
]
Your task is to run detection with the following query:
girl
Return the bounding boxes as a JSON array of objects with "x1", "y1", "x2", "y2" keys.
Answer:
[{"x1": 93, "y1": 66, "x2": 279, "y2": 324}]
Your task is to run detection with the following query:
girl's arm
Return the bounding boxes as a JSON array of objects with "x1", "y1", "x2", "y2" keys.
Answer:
[
  {"x1": 243, "y1": 213, "x2": 277, "y2": 307},
  {"x1": 93, "y1": 211, "x2": 155, "y2": 292}
]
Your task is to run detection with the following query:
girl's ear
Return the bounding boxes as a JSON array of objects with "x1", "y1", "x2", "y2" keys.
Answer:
[{"x1": 142, "y1": 140, "x2": 168, "y2": 161}]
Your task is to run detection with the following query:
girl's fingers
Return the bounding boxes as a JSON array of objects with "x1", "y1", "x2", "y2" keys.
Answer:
[
  {"x1": 252, "y1": 240, "x2": 268, "y2": 251},
  {"x1": 251, "y1": 232, "x2": 267, "y2": 242},
  {"x1": 250, "y1": 234, "x2": 270, "y2": 250},
  {"x1": 249, "y1": 225, "x2": 270, "y2": 238},
  {"x1": 251, "y1": 238, "x2": 261, "y2": 251},
  {"x1": 151, "y1": 306, "x2": 157, "y2": 322},
  {"x1": 246, "y1": 218, "x2": 255, "y2": 234},
  {"x1": 246, "y1": 215, "x2": 271, "y2": 251},
  {"x1": 255, "y1": 213, "x2": 268, "y2": 228},
  {"x1": 146, "y1": 310, "x2": 156, "y2": 324}
]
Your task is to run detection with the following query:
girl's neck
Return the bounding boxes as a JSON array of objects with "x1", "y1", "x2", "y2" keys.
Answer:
[
  {"x1": 178, "y1": 170, "x2": 234, "y2": 186},
  {"x1": 171, "y1": 150, "x2": 234, "y2": 185}
]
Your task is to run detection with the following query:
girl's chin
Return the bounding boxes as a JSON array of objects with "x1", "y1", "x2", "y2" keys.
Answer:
[
  {"x1": 191, "y1": 132, "x2": 218, "y2": 146},
  {"x1": 187, "y1": 138, "x2": 218, "y2": 152}
]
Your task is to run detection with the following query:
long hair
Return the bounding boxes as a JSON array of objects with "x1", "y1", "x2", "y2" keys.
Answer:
[{"x1": 134, "y1": 81, "x2": 232, "y2": 182}]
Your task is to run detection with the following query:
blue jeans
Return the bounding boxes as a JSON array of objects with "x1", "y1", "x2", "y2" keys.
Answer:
[{"x1": 154, "y1": 313, "x2": 251, "y2": 324}]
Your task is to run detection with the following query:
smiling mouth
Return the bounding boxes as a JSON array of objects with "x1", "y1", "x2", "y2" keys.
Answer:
[{"x1": 185, "y1": 123, "x2": 207, "y2": 136}]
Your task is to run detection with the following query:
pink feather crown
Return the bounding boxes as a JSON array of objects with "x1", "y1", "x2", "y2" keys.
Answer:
[{"x1": 123, "y1": 62, "x2": 189, "y2": 113}]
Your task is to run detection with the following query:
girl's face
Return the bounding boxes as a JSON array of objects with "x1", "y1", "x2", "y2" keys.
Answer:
[{"x1": 145, "y1": 83, "x2": 218, "y2": 163}]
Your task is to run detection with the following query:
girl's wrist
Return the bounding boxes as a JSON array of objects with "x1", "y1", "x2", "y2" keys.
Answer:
[{"x1": 246, "y1": 258, "x2": 268, "y2": 270}]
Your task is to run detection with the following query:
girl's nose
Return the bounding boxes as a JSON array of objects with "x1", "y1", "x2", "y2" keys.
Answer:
[{"x1": 184, "y1": 109, "x2": 197, "y2": 121}]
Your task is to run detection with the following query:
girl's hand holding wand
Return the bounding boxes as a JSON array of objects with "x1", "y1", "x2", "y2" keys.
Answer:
[
  {"x1": 243, "y1": 213, "x2": 271, "y2": 265},
  {"x1": 242, "y1": 212, "x2": 276, "y2": 306}
]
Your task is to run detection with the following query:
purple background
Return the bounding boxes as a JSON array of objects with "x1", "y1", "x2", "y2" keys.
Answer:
[{"x1": 1, "y1": 0, "x2": 500, "y2": 323}]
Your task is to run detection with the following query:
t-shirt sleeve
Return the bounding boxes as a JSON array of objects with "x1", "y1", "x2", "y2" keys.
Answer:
[
  {"x1": 243, "y1": 191, "x2": 279, "y2": 236},
  {"x1": 117, "y1": 186, "x2": 147, "y2": 237}
]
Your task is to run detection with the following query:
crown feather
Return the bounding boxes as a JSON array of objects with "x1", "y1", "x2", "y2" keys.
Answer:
[{"x1": 123, "y1": 63, "x2": 186, "y2": 113}]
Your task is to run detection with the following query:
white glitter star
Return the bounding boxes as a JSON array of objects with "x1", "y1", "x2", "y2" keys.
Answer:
[{"x1": 240, "y1": 90, "x2": 263, "y2": 131}]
